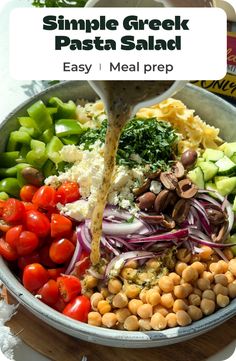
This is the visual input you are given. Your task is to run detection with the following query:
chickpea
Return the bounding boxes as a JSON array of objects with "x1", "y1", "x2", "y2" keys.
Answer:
[
  {"x1": 187, "y1": 305, "x2": 203, "y2": 321},
  {"x1": 199, "y1": 246, "x2": 214, "y2": 261},
  {"x1": 137, "y1": 272, "x2": 151, "y2": 283},
  {"x1": 150, "y1": 313, "x2": 167, "y2": 330},
  {"x1": 159, "y1": 276, "x2": 174, "y2": 293},
  {"x1": 174, "y1": 285, "x2": 188, "y2": 299},
  {"x1": 146, "y1": 258, "x2": 161, "y2": 271},
  {"x1": 177, "y1": 248, "x2": 191, "y2": 263},
  {"x1": 228, "y1": 259, "x2": 236, "y2": 276},
  {"x1": 121, "y1": 267, "x2": 137, "y2": 280},
  {"x1": 166, "y1": 313, "x2": 178, "y2": 328},
  {"x1": 116, "y1": 308, "x2": 131, "y2": 323},
  {"x1": 191, "y1": 261, "x2": 205, "y2": 275},
  {"x1": 112, "y1": 292, "x2": 128, "y2": 308},
  {"x1": 102, "y1": 313, "x2": 117, "y2": 328},
  {"x1": 108, "y1": 279, "x2": 122, "y2": 294},
  {"x1": 201, "y1": 271, "x2": 214, "y2": 283},
  {"x1": 88, "y1": 312, "x2": 102, "y2": 326},
  {"x1": 83, "y1": 289, "x2": 94, "y2": 298},
  {"x1": 146, "y1": 289, "x2": 161, "y2": 306},
  {"x1": 213, "y1": 284, "x2": 228, "y2": 296},
  {"x1": 169, "y1": 272, "x2": 181, "y2": 285},
  {"x1": 200, "y1": 299, "x2": 215, "y2": 315},
  {"x1": 225, "y1": 271, "x2": 235, "y2": 284},
  {"x1": 175, "y1": 261, "x2": 187, "y2": 276},
  {"x1": 128, "y1": 299, "x2": 143, "y2": 315},
  {"x1": 214, "y1": 274, "x2": 228, "y2": 287},
  {"x1": 210, "y1": 261, "x2": 227, "y2": 275},
  {"x1": 176, "y1": 310, "x2": 192, "y2": 326},
  {"x1": 173, "y1": 299, "x2": 188, "y2": 313},
  {"x1": 202, "y1": 290, "x2": 215, "y2": 301},
  {"x1": 100, "y1": 287, "x2": 109, "y2": 299},
  {"x1": 125, "y1": 284, "x2": 141, "y2": 299},
  {"x1": 137, "y1": 304, "x2": 153, "y2": 319},
  {"x1": 197, "y1": 278, "x2": 211, "y2": 291},
  {"x1": 223, "y1": 248, "x2": 234, "y2": 261},
  {"x1": 90, "y1": 293, "x2": 104, "y2": 311},
  {"x1": 228, "y1": 283, "x2": 236, "y2": 298},
  {"x1": 153, "y1": 305, "x2": 169, "y2": 317},
  {"x1": 182, "y1": 283, "x2": 193, "y2": 296},
  {"x1": 182, "y1": 266, "x2": 198, "y2": 283},
  {"x1": 188, "y1": 293, "x2": 201, "y2": 306},
  {"x1": 125, "y1": 259, "x2": 138, "y2": 269},
  {"x1": 139, "y1": 288, "x2": 148, "y2": 303},
  {"x1": 153, "y1": 285, "x2": 161, "y2": 293},
  {"x1": 161, "y1": 293, "x2": 174, "y2": 309},
  {"x1": 193, "y1": 288, "x2": 202, "y2": 297},
  {"x1": 218, "y1": 260, "x2": 229, "y2": 273},
  {"x1": 139, "y1": 318, "x2": 152, "y2": 331},
  {"x1": 97, "y1": 300, "x2": 112, "y2": 315},
  {"x1": 191, "y1": 254, "x2": 201, "y2": 263},
  {"x1": 216, "y1": 294, "x2": 230, "y2": 308},
  {"x1": 84, "y1": 275, "x2": 98, "y2": 289},
  {"x1": 124, "y1": 315, "x2": 139, "y2": 331}
]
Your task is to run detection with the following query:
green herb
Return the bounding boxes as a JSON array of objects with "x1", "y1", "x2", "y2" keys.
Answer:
[
  {"x1": 125, "y1": 215, "x2": 135, "y2": 224},
  {"x1": 78, "y1": 118, "x2": 178, "y2": 170},
  {"x1": 32, "y1": 0, "x2": 87, "y2": 7}
]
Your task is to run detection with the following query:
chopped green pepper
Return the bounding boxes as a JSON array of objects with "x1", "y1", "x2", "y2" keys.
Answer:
[
  {"x1": 27, "y1": 100, "x2": 53, "y2": 132},
  {"x1": 48, "y1": 97, "x2": 77, "y2": 119},
  {"x1": 0, "y1": 192, "x2": 9, "y2": 200},
  {"x1": 47, "y1": 107, "x2": 57, "y2": 116},
  {"x1": 16, "y1": 163, "x2": 31, "y2": 187},
  {"x1": 43, "y1": 159, "x2": 57, "y2": 177},
  {"x1": 46, "y1": 136, "x2": 63, "y2": 164},
  {"x1": 55, "y1": 119, "x2": 84, "y2": 138},
  {"x1": 26, "y1": 140, "x2": 48, "y2": 168},
  {"x1": 18, "y1": 117, "x2": 40, "y2": 136},
  {"x1": 0, "y1": 166, "x2": 18, "y2": 178},
  {"x1": 40, "y1": 127, "x2": 54, "y2": 143},
  {"x1": 0, "y1": 151, "x2": 20, "y2": 167},
  {"x1": 61, "y1": 135, "x2": 79, "y2": 145},
  {"x1": 0, "y1": 178, "x2": 20, "y2": 197},
  {"x1": 19, "y1": 126, "x2": 36, "y2": 137},
  {"x1": 7, "y1": 131, "x2": 31, "y2": 151}
]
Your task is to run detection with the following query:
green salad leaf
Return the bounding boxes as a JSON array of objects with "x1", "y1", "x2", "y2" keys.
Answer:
[
  {"x1": 78, "y1": 118, "x2": 178, "y2": 170},
  {"x1": 32, "y1": 0, "x2": 87, "y2": 7}
]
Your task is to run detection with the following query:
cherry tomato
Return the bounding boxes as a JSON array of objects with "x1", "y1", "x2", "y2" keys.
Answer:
[
  {"x1": 2, "y1": 199, "x2": 25, "y2": 224},
  {"x1": 16, "y1": 231, "x2": 39, "y2": 256},
  {"x1": 57, "y1": 275, "x2": 81, "y2": 303},
  {"x1": 74, "y1": 251, "x2": 90, "y2": 276},
  {"x1": 5, "y1": 225, "x2": 23, "y2": 249},
  {"x1": 23, "y1": 202, "x2": 38, "y2": 212},
  {"x1": 47, "y1": 267, "x2": 65, "y2": 280},
  {"x1": 39, "y1": 245, "x2": 56, "y2": 268},
  {"x1": 52, "y1": 296, "x2": 67, "y2": 312},
  {"x1": 20, "y1": 185, "x2": 38, "y2": 202},
  {"x1": 18, "y1": 252, "x2": 40, "y2": 270},
  {"x1": 63, "y1": 295, "x2": 90, "y2": 322},
  {"x1": 51, "y1": 214, "x2": 72, "y2": 239},
  {"x1": 37, "y1": 279, "x2": 59, "y2": 306},
  {"x1": 32, "y1": 185, "x2": 56, "y2": 210},
  {"x1": 0, "y1": 238, "x2": 18, "y2": 261},
  {"x1": 0, "y1": 200, "x2": 6, "y2": 217},
  {"x1": 56, "y1": 182, "x2": 80, "y2": 205},
  {"x1": 49, "y1": 238, "x2": 75, "y2": 264},
  {"x1": 23, "y1": 263, "x2": 49, "y2": 292},
  {"x1": 25, "y1": 210, "x2": 50, "y2": 238}
]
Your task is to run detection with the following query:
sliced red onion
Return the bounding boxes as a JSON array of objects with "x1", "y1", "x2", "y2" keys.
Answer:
[
  {"x1": 191, "y1": 199, "x2": 210, "y2": 225},
  {"x1": 65, "y1": 239, "x2": 82, "y2": 275},
  {"x1": 189, "y1": 236, "x2": 236, "y2": 248},
  {"x1": 108, "y1": 237, "x2": 136, "y2": 250},
  {"x1": 197, "y1": 193, "x2": 222, "y2": 208},
  {"x1": 78, "y1": 224, "x2": 91, "y2": 253},
  {"x1": 105, "y1": 251, "x2": 155, "y2": 278},
  {"x1": 101, "y1": 236, "x2": 120, "y2": 256},
  {"x1": 128, "y1": 228, "x2": 189, "y2": 243}
]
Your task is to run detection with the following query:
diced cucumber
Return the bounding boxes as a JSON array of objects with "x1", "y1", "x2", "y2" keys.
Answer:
[
  {"x1": 215, "y1": 176, "x2": 236, "y2": 196},
  {"x1": 187, "y1": 167, "x2": 204, "y2": 189},
  {"x1": 199, "y1": 161, "x2": 218, "y2": 181},
  {"x1": 220, "y1": 142, "x2": 236, "y2": 158},
  {"x1": 215, "y1": 156, "x2": 236, "y2": 176},
  {"x1": 233, "y1": 196, "x2": 236, "y2": 212},
  {"x1": 228, "y1": 234, "x2": 236, "y2": 256},
  {"x1": 196, "y1": 157, "x2": 204, "y2": 167},
  {"x1": 202, "y1": 148, "x2": 224, "y2": 162},
  {"x1": 231, "y1": 153, "x2": 236, "y2": 164},
  {"x1": 205, "y1": 182, "x2": 217, "y2": 198}
]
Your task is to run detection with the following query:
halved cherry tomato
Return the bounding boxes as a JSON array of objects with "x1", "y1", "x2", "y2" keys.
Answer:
[
  {"x1": 5, "y1": 225, "x2": 23, "y2": 249},
  {"x1": 57, "y1": 275, "x2": 81, "y2": 303},
  {"x1": 0, "y1": 200, "x2": 6, "y2": 217},
  {"x1": 0, "y1": 238, "x2": 18, "y2": 261},
  {"x1": 49, "y1": 238, "x2": 75, "y2": 264},
  {"x1": 63, "y1": 295, "x2": 90, "y2": 322},
  {"x1": 18, "y1": 252, "x2": 40, "y2": 270},
  {"x1": 20, "y1": 185, "x2": 38, "y2": 202},
  {"x1": 37, "y1": 279, "x2": 59, "y2": 306},
  {"x1": 51, "y1": 214, "x2": 72, "y2": 238},
  {"x1": 56, "y1": 181, "x2": 80, "y2": 205},
  {"x1": 52, "y1": 295, "x2": 67, "y2": 312},
  {"x1": 23, "y1": 263, "x2": 49, "y2": 292},
  {"x1": 39, "y1": 245, "x2": 56, "y2": 268},
  {"x1": 2, "y1": 199, "x2": 25, "y2": 224},
  {"x1": 25, "y1": 210, "x2": 50, "y2": 238},
  {"x1": 22, "y1": 202, "x2": 38, "y2": 212},
  {"x1": 74, "y1": 251, "x2": 90, "y2": 276},
  {"x1": 16, "y1": 231, "x2": 39, "y2": 256},
  {"x1": 32, "y1": 185, "x2": 56, "y2": 210},
  {"x1": 47, "y1": 267, "x2": 65, "y2": 280}
]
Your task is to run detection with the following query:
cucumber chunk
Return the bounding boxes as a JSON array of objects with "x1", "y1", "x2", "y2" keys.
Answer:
[
  {"x1": 228, "y1": 234, "x2": 236, "y2": 256},
  {"x1": 220, "y1": 142, "x2": 236, "y2": 158},
  {"x1": 233, "y1": 196, "x2": 236, "y2": 212},
  {"x1": 202, "y1": 148, "x2": 224, "y2": 162},
  {"x1": 199, "y1": 161, "x2": 218, "y2": 181},
  {"x1": 187, "y1": 167, "x2": 204, "y2": 189},
  {"x1": 215, "y1": 156, "x2": 236, "y2": 176},
  {"x1": 215, "y1": 176, "x2": 236, "y2": 196}
]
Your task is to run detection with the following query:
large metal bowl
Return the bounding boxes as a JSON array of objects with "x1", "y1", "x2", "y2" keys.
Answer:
[{"x1": 0, "y1": 81, "x2": 236, "y2": 348}]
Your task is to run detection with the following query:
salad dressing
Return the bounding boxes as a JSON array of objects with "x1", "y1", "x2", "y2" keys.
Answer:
[{"x1": 90, "y1": 80, "x2": 174, "y2": 265}]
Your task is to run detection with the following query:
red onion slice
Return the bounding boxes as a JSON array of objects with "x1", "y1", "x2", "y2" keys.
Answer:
[
  {"x1": 65, "y1": 238, "x2": 82, "y2": 275},
  {"x1": 127, "y1": 228, "x2": 189, "y2": 243}
]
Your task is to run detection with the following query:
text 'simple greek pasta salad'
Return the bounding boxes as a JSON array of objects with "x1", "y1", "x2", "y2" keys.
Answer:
[{"x1": 1, "y1": 96, "x2": 236, "y2": 331}]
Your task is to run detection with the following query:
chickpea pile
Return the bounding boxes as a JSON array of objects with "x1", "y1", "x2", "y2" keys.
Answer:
[{"x1": 82, "y1": 246, "x2": 236, "y2": 331}]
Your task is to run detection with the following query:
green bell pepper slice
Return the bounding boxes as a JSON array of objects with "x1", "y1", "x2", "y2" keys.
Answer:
[
  {"x1": 40, "y1": 127, "x2": 54, "y2": 144},
  {"x1": 0, "y1": 192, "x2": 9, "y2": 200},
  {"x1": 0, "y1": 166, "x2": 18, "y2": 178},
  {"x1": 0, "y1": 151, "x2": 20, "y2": 167},
  {"x1": 26, "y1": 140, "x2": 48, "y2": 168},
  {"x1": 27, "y1": 100, "x2": 53, "y2": 132},
  {"x1": 7, "y1": 131, "x2": 31, "y2": 151},
  {"x1": 55, "y1": 119, "x2": 84, "y2": 138},
  {"x1": 48, "y1": 97, "x2": 77, "y2": 119},
  {"x1": 0, "y1": 178, "x2": 20, "y2": 197},
  {"x1": 61, "y1": 135, "x2": 79, "y2": 145},
  {"x1": 46, "y1": 136, "x2": 63, "y2": 165}
]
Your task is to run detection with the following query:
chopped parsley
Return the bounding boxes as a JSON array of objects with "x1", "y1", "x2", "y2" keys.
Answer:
[{"x1": 78, "y1": 118, "x2": 178, "y2": 170}]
